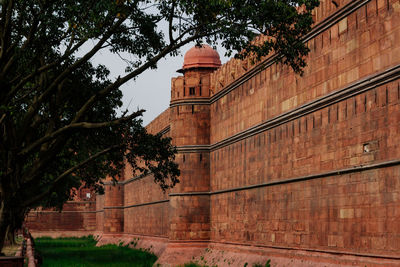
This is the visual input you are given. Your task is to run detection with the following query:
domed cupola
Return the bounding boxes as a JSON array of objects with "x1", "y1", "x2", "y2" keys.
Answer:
[{"x1": 178, "y1": 44, "x2": 221, "y2": 73}]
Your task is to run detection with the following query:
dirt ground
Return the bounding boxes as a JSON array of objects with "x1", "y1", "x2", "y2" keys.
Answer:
[{"x1": 1, "y1": 236, "x2": 23, "y2": 256}]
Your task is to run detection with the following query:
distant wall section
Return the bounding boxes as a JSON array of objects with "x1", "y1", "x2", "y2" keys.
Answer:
[{"x1": 26, "y1": 201, "x2": 96, "y2": 237}]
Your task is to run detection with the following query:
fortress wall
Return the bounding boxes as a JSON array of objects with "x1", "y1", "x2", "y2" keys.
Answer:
[
  {"x1": 312, "y1": 0, "x2": 354, "y2": 25},
  {"x1": 210, "y1": 164, "x2": 400, "y2": 257},
  {"x1": 115, "y1": 109, "x2": 172, "y2": 237},
  {"x1": 210, "y1": 0, "x2": 400, "y2": 144},
  {"x1": 146, "y1": 108, "x2": 170, "y2": 135},
  {"x1": 124, "y1": 175, "x2": 169, "y2": 207},
  {"x1": 95, "y1": 194, "x2": 104, "y2": 233},
  {"x1": 123, "y1": 201, "x2": 170, "y2": 237},
  {"x1": 170, "y1": 152, "x2": 211, "y2": 194},
  {"x1": 117, "y1": 108, "x2": 172, "y2": 182},
  {"x1": 172, "y1": 70, "x2": 212, "y2": 100},
  {"x1": 210, "y1": 80, "x2": 400, "y2": 190},
  {"x1": 209, "y1": 79, "x2": 400, "y2": 256},
  {"x1": 123, "y1": 174, "x2": 169, "y2": 237},
  {"x1": 209, "y1": 0, "x2": 357, "y2": 98},
  {"x1": 170, "y1": 105, "x2": 211, "y2": 147},
  {"x1": 168, "y1": 153, "x2": 211, "y2": 241},
  {"x1": 204, "y1": 0, "x2": 400, "y2": 260},
  {"x1": 26, "y1": 201, "x2": 96, "y2": 235}
]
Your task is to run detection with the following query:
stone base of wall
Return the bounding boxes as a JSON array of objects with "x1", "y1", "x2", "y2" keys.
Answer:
[
  {"x1": 97, "y1": 234, "x2": 168, "y2": 257},
  {"x1": 152, "y1": 241, "x2": 400, "y2": 267},
  {"x1": 193, "y1": 243, "x2": 400, "y2": 267},
  {"x1": 154, "y1": 241, "x2": 209, "y2": 267},
  {"x1": 30, "y1": 230, "x2": 94, "y2": 238}
]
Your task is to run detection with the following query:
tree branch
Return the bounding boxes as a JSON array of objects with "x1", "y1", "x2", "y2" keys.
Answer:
[
  {"x1": 72, "y1": 31, "x2": 209, "y2": 124},
  {"x1": 22, "y1": 144, "x2": 121, "y2": 207},
  {"x1": 18, "y1": 110, "x2": 143, "y2": 157},
  {"x1": 168, "y1": 0, "x2": 176, "y2": 44},
  {"x1": 0, "y1": 113, "x2": 5, "y2": 125},
  {"x1": 19, "y1": 17, "x2": 126, "y2": 132},
  {"x1": 5, "y1": 35, "x2": 88, "y2": 104}
]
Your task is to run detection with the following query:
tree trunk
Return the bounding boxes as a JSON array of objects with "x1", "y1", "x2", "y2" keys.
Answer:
[
  {"x1": 0, "y1": 200, "x2": 11, "y2": 253},
  {"x1": 5, "y1": 225, "x2": 16, "y2": 245}
]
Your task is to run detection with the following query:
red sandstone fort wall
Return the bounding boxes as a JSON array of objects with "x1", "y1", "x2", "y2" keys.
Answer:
[
  {"x1": 120, "y1": 109, "x2": 172, "y2": 237},
  {"x1": 146, "y1": 108, "x2": 170, "y2": 135},
  {"x1": 210, "y1": 0, "x2": 400, "y2": 143},
  {"x1": 209, "y1": 0, "x2": 400, "y2": 187},
  {"x1": 26, "y1": 0, "x2": 400, "y2": 265},
  {"x1": 123, "y1": 174, "x2": 170, "y2": 237},
  {"x1": 209, "y1": 0, "x2": 357, "y2": 97},
  {"x1": 26, "y1": 201, "x2": 96, "y2": 236},
  {"x1": 206, "y1": 0, "x2": 400, "y2": 259},
  {"x1": 99, "y1": 108, "x2": 172, "y2": 238},
  {"x1": 95, "y1": 194, "x2": 104, "y2": 233},
  {"x1": 209, "y1": 80, "x2": 400, "y2": 255}
]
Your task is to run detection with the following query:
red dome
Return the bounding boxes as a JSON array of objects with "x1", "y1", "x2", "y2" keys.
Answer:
[{"x1": 180, "y1": 44, "x2": 221, "y2": 72}]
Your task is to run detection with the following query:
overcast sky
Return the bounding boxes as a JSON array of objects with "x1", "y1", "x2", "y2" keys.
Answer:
[{"x1": 91, "y1": 43, "x2": 229, "y2": 126}]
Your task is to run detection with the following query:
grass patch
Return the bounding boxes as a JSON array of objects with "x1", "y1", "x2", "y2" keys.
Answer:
[{"x1": 35, "y1": 236, "x2": 157, "y2": 267}]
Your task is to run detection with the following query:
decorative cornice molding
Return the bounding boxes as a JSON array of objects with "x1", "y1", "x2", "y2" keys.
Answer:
[
  {"x1": 103, "y1": 172, "x2": 155, "y2": 186},
  {"x1": 158, "y1": 125, "x2": 170, "y2": 136},
  {"x1": 66, "y1": 201, "x2": 96, "y2": 204},
  {"x1": 170, "y1": 98, "x2": 210, "y2": 108},
  {"x1": 103, "y1": 206, "x2": 124, "y2": 210},
  {"x1": 29, "y1": 210, "x2": 98, "y2": 213},
  {"x1": 168, "y1": 159, "x2": 400, "y2": 196},
  {"x1": 169, "y1": 191, "x2": 210, "y2": 197},
  {"x1": 103, "y1": 199, "x2": 169, "y2": 210},
  {"x1": 176, "y1": 145, "x2": 211, "y2": 153}
]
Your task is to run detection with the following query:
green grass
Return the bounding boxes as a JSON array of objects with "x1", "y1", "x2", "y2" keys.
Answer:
[{"x1": 35, "y1": 236, "x2": 157, "y2": 267}]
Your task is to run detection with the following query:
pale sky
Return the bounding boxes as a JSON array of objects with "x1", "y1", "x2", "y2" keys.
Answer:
[
  {"x1": 86, "y1": 5, "x2": 231, "y2": 126},
  {"x1": 93, "y1": 43, "x2": 229, "y2": 126}
]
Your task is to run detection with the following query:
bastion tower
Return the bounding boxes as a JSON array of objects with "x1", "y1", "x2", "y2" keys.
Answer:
[{"x1": 168, "y1": 45, "x2": 221, "y2": 244}]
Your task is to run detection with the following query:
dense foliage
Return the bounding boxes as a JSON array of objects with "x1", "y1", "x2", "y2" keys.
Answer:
[{"x1": 0, "y1": 0, "x2": 319, "y2": 250}]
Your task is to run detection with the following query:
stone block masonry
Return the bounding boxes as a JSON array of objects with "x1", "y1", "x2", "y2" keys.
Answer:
[
  {"x1": 27, "y1": 0, "x2": 400, "y2": 265},
  {"x1": 26, "y1": 201, "x2": 97, "y2": 238}
]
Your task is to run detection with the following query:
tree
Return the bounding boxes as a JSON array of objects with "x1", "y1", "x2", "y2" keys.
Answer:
[{"x1": 0, "y1": 0, "x2": 319, "y2": 250}]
